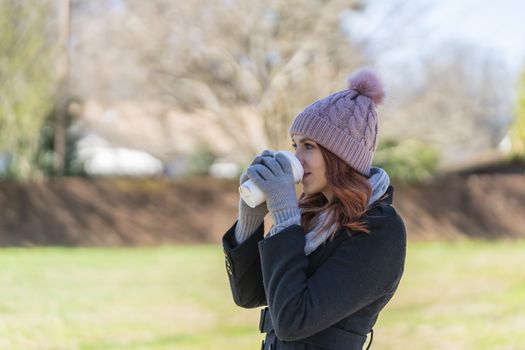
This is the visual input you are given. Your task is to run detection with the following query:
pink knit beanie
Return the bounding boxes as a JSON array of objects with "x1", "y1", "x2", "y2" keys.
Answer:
[{"x1": 289, "y1": 68, "x2": 385, "y2": 176}]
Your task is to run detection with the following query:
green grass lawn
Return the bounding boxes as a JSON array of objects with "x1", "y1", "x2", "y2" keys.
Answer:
[{"x1": 0, "y1": 240, "x2": 524, "y2": 350}]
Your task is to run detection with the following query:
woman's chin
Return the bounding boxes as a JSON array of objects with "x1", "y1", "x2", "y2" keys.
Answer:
[
  {"x1": 301, "y1": 184, "x2": 315, "y2": 195},
  {"x1": 301, "y1": 184, "x2": 309, "y2": 194}
]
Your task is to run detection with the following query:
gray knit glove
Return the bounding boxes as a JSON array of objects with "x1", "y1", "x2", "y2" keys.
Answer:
[
  {"x1": 246, "y1": 152, "x2": 300, "y2": 237},
  {"x1": 234, "y1": 151, "x2": 273, "y2": 244}
]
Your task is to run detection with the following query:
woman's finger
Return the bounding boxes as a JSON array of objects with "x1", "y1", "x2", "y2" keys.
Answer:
[
  {"x1": 261, "y1": 149, "x2": 275, "y2": 157},
  {"x1": 274, "y1": 153, "x2": 293, "y2": 175},
  {"x1": 260, "y1": 156, "x2": 284, "y2": 176},
  {"x1": 247, "y1": 164, "x2": 273, "y2": 181},
  {"x1": 250, "y1": 155, "x2": 264, "y2": 166}
]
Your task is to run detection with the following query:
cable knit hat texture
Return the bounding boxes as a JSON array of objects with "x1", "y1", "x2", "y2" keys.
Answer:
[{"x1": 289, "y1": 68, "x2": 385, "y2": 176}]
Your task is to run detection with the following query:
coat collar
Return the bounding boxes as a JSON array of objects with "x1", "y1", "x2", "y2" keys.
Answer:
[
  {"x1": 369, "y1": 185, "x2": 394, "y2": 207},
  {"x1": 382, "y1": 185, "x2": 394, "y2": 205}
]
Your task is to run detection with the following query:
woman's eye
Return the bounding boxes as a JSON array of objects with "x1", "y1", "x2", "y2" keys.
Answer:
[
  {"x1": 292, "y1": 144, "x2": 297, "y2": 150},
  {"x1": 305, "y1": 143, "x2": 314, "y2": 150}
]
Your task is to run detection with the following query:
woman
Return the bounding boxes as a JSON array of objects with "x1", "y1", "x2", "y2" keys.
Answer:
[{"x1": 222, "y1": 68, "x2": 406, "y2": 350}]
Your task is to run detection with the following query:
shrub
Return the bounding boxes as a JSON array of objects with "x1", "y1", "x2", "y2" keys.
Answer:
[
  {"x1": 373, "y1": 139, "x2": 440, "y2": 183},
  {"x1": 508, "y1": 69, "x2": 525, "y2": 160}
]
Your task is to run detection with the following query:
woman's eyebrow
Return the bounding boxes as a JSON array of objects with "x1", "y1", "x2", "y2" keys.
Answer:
[{"x1": 294, "y1": 138, "x2": 314, "y2": 143}]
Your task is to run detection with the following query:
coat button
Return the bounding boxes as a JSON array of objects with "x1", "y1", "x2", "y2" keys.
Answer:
[{"x1": 225, "y1": 259, "x2": 233, "y2": 275}]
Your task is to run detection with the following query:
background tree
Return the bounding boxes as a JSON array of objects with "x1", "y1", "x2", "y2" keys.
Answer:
[
  {"x1": 0, "y1": 1, "x2": 57, "y2": 180},
  {"x1": 380, "y1": 44, "x2": 513, "y2": 167},
  {"x1": 68, "y1": 0, "x2": 516, "y2": 177},
  {"x1": 508, "y1": 68, "x2": 525, "y2": 159},
  {"x1": 70, "y1": 0, "x2": 366, "y2": 161}
]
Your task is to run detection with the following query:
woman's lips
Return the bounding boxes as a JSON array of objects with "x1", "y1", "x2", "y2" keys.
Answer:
[{"x1": 303, "y1": 172, "x2": 311, "y2": 180}]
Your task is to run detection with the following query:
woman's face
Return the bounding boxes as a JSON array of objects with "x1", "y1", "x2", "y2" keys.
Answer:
[{"x1": 292, "y1": 134, "x2": 332, "y2": 200}]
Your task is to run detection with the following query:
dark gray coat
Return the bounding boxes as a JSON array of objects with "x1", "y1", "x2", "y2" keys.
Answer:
[{"x1": 222, "y1": 186, "x2": 406, "y2": 349}]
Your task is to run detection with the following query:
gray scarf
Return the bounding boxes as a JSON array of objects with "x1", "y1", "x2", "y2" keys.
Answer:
[{"x1": 303, "y1": 167, "x2": 390, "y2": 255}]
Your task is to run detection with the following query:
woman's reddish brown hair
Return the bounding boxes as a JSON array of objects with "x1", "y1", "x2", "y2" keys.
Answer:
[{"x1": 299, "y1": 144, "x2": 372, "y2": 238}]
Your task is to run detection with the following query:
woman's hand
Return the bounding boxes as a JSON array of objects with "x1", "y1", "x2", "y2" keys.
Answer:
[
  {"x1": 246, "y1": 152, "x2": 298, "y2": 214},
  {"x1": 239, "y1": 150, "x2": 275, "y2": 217},
  {"x1": 234, "y1": 151, "x2": 275, "y2": 244}
]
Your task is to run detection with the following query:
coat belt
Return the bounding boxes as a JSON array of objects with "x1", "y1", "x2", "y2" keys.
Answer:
[{"x1": 259, "y1": 307, "x2": 372, "y2": 350}]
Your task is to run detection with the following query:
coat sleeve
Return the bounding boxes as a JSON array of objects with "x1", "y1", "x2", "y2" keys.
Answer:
[
  {"x1": 257, "y1": 213, "x2": 406, "y2": 341},
  {"x1": 222, "y1": 221, "x2": 267, "y2": 308}
]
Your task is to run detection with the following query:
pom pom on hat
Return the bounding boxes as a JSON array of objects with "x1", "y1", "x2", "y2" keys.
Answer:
[{"x1": 347, "y1": 68, "x2": 385, "y2": 105}]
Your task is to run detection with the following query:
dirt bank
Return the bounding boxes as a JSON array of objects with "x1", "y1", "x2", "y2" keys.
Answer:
[
  {"x1": 1, "y1": 170, "x2": 524, "y2": 246},
  {"x1": 0, "y1": 177, "x2": 238, "y2": 246}
]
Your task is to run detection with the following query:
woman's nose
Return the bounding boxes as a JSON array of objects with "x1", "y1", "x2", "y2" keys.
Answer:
[{"x1": 294, "y1": 151, "x2": 305, "y2": 166}]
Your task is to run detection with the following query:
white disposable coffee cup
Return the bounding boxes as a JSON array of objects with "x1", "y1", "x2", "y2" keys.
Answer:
[{"x1": 239, "y1": 151, "x2": 304, "y2": 208}]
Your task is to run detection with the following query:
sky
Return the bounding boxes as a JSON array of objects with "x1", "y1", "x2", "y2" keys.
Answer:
[
  {"x1": 345, "y1": 0, "x2": 525, "y2": 77},
  {"x1": 422, "y1": 0, "x2": 525, "y2": 71}
]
